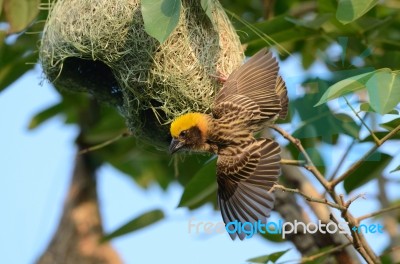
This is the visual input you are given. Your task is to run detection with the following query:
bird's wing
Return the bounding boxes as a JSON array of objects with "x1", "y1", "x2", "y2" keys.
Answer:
[
  {"x1": 217, "y1": 138, "x2": 281, "y2": 240},
  {"x1": 275, "y1": 75, "x2": 289, "y2": 119},
  {"x1": 214, "y1": 49, "x2": 286, "y2": 122}
]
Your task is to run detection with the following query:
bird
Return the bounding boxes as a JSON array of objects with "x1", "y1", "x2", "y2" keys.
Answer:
[{"x1": 169, "y1": 48, "x2": 288, "y2": 240}]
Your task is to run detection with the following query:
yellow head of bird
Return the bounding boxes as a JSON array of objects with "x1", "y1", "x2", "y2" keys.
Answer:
[
  {"x1": 170, "y1": 112, "x2": 208, "y2": 138},
  {"x1": 169, "y1": 113, "x2": 209, "y2": 154}
]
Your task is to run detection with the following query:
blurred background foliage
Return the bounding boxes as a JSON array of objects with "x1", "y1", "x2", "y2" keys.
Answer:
[{"x1": 1, "y1": 0, "x2": 400, "y2": 262}]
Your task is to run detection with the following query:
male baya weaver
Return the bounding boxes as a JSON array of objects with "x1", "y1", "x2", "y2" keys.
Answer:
[{"x1": 169, "y1": 49, "x2": 288, "y2": 239}]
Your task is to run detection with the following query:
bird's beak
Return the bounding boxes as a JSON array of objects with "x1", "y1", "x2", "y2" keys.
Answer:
[{"x1": 169, "y1": 138, "x2": 185, "y2": 154}]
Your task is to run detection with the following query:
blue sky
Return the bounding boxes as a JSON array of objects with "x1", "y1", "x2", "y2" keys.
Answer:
[{"x1": 1, "y1": 56, "x2": 398, "y2": 263}]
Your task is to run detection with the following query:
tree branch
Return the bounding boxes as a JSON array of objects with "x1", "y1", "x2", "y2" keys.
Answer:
[
  {"x1": 271, "y1": 184, "x2": 345, "y2": 211},
  {"x1": 280, "y1": 159, "x2": 306, "y2": 166},
  {"x1": 36, "y1": 152, "x2": 122, "y2": 264},
  {"x1": 330, "y1": 123, "x2": 400, "y2": 188},
  {"x1": 37, "y1": 100, "x2": 122, "y2": 264},
  {"x1": 357, "y1": 204, "x2": 400, "y2": 222},
  {"x1": 78, "y1": 131, "x2": 131, "y2": 155},
  {"x1": 272, "y1": 125, "x2": 381, "y2": 263},
  {"x1": 377, "y1": 175, "x2": 400, "y2": 262},
  {"x1": 265, "y1": 130, "x2": 359, "y2": 262},
  {"x1": 270, "y1": 125, "x2": 329, "y2": 189}
]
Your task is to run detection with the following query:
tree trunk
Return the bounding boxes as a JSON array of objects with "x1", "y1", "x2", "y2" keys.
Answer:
[{"x1": 36, "y1": 152, "x2": 122, "y2": 264}]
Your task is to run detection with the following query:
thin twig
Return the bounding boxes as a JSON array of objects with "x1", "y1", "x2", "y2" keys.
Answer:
[
  {"x1": 344, "y1": 97, "x2": 379, "y2": 144},
  {"x1": 300, "y1": 242, "x2": 352, "y2": 263},
  {"x1": 224, "y1": 9, "x2": 290, "y2": 56},
  {"x1": 328, "y1": 135, "x2": 357, "y2": 181},
  {"x1": 330, "y1": 124, "x2": 400, "y2": 188},
  {"x1": 271, "y1": 125, "x2": 330, "y2": 188},
  {"x1": 379, "y1": 246, "x2": 400, "y2": 260},
  {"x1": 357, "y1": 204, "x2": 400, "y2": 222},
  {"x1": 340, "y1": 193, "x2": 367, "y2": 218},
  {"x1": 280, "y1": 159, "x2": 306, "y2": 166},
  {"x1": 271, "y1": 184, "x2": 345, "y2": 211},
  {"x1": 345, "y1": 193, "x2": 367, "y2": 208},
  {"x1": 78, "y1": 131, "x2": 132, "y2": 155},
  {"x1": 380, "y1": 124, "x2": 400, "y2": 143},
  {"x1": 330, "y1": 147, "x2": 375, "y2": 188}
]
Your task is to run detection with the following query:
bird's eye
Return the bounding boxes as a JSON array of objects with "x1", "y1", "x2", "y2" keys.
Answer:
[{"x1": 179, "y1": 130, "x2": 187, "y2": 138}]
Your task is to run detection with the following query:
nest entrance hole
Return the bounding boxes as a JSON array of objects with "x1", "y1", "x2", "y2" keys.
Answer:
[{"x1": 52, "y1": 57, "x2": 123, "y2": 106}]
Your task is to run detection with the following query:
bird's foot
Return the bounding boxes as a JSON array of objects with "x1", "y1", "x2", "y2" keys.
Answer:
[{"x1": 210, "y1": 71, "x2": 228, "y2": 84}]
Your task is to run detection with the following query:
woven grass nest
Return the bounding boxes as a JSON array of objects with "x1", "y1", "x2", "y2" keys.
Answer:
[{"x1": 40, "y1": 0, "x2": 244, "y2": 146}]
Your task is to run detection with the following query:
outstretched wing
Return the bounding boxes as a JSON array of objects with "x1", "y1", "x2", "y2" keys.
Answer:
[
  {"x1": 275, "y1": 75, "x2": 288, "y2": 119},
  {"x1": 213, "y1": 49, "x2": 287, "y2": 123},
  {"x1": 217, "y1": 138, "x2": 281, "y2": 240}
]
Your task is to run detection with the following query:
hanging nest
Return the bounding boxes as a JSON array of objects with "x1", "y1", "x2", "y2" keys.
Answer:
[{"x1": 40, "y1": 0, "x2": 244, "y2": 146}]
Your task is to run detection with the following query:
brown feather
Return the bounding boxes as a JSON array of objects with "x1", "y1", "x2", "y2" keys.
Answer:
[
  {"x1": 275, "y1": 75, "x2": 289, "y2": 119},
  {"x1": 216, "y1": 139, "x2": 281, "y2": 240},
  {"x1": 214, "y1": 49, "x2": 282, "y2": 122}
]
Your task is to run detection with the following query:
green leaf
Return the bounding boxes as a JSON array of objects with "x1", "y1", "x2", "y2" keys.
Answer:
[
  {"x1": 292, "y1": 124, "x2": 318, "y2": 148},
  {"x1": 174, "y1": 155, "x2": 212, "y2": 187},
  {"x1": 354, "y1": 16, "x2": 392, "y2": 34},
  {"x1": 390, "y1": 165, "x2": 400, "y2": 173},
  {"x1": 336, "y1": 0, "x2": 378, "y2": 25},
  {"x1": 315, "y1": 70, "x2": 375, "y2": 106},
  {"x1": 0, "y1": 0, "x2": 3, "y2": 15},
  {"x1": 0, "y1": 17, "x2": 42, "y2": 93},
  {"x1": 260, "y1": 231, "x2": 285, "y2": 243},
  {"x1": 380, "y1": 118, "x2": 400, "y2": 131},
  {"x1": 380, "y1": 250, "x2": 394, "y2": 264},
  {"x1": 3, "y1": 0, "x2": 40, "y2": 33},
  {"x1": 236, "y1": 15, "x2": 319, "y2": 51},
  {"x1": 359, "y1": 102, "x2": 396, "y2": 114},
  {"x1": 0, "y1": 52, "x2": 36, "y2": 92},
  {"x1": 318, "y1": 0, "x2": 337, "y2": 13},
  {"x1": 102, "y1": 141, "x2": 174, "y2": 189},
  {"x1": 343, "y1": 152, "x2": 392, "y2": 193},
  {"x1": 316, "y1": 68, "x2": 400, "y2": 111},
  {"x1": 200, "y1": 0, "x2": 214, "y2": 23},
  {"x1": 294, "y1": 79, "x2": 360, "y2": 144},
  {"x1": 178, "y1": 157, "x2": 217, "y2": 208},
  {"x1": 363, "y1": 105, "x2": 399, "y2": 115},
  {"x1": 286, "y1": 14, "x2": 332, "y2": 30},
  {"x1": 362, "y1": 131, "x2": 400, "y2": 142},
  {"x1": 366, "y1": 69, "x2": 400, "y2": 115},
  {"x1": 290, "y1": 145, "x2": 326, "y2": 175},
  {"x1": 102, "y1": 209, "x2": 164, "y2": 241},
  {"x1": 360, "y1": 102, "x2": 373, "y2": 112},
  {"x1": 141, "y1": 0, "x2": 181, "y2": 44},
  {"x1": 28, "y1": 103, "x2": 64, "y2": 130},
  {"x1": 247, "y1": 249, "x2": 290, "y2": 264},
  {"x1": 332, "y1": 113, "x2": 360, "y2": 139}
]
